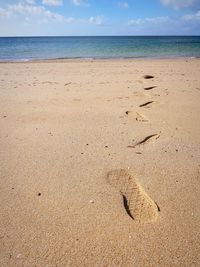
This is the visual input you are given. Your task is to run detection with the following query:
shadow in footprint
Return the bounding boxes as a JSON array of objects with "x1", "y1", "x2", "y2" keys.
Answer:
[
  {"x1": 107, "y1": 169, "x2": 159, "y2": 222},
  {"x1": 144, "y1": 75, "x2": 154, "y2": 79},
  {"x1": 123, "y1": 195, "x2": 134, "y2": 219},
  {"x1": 144, "y1": 86, "x2": 157, "y2": 91},
  {"x1": 139, "y1": 101, "x2": 154, "y2": 107}
]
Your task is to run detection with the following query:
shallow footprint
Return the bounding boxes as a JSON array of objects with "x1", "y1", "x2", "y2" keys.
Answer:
[
  {"x1": 125, "y1": 111, "x2": 149, "y2": 122},
  {"x1": 107, "y1": 169, "x2": 159, "y2": 223},
  {"x1": 135, "y1": 112, "x2": 149, "y2": 122}
]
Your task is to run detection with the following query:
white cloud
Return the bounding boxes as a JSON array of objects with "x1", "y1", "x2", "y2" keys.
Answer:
[
  {"x1": 43, "y1": 10, "x2": 65, "y2": 22},
  {"x1": 182, "y1": 10, "x2": 200, "y2": 20},
  {"x1": 3, "y1": 2, "x2": 67, "y2": 22},
  {"x1": 71, "y1": 0, "x2": 89, "y2": 6},
  {"x1": 0, "y1": 1, "x2": 105, "y2": 28},
  {"x1": 119, "y1": 2, "x2": 129, "y2": 9},
  {"x1": 127, "y1": 12, "x2": 200, "y2": 34},
  {"x1": 89, "y1": 16, "x2": 104, "y2": 25},
  {"x1": 0, "y1": 0, "x2": 109, "y2": 35},
  {"x1": 0, "y1": 7, "x2": 12, "y2": 18},
  {"x1": 128, "y1": 16, "x2": 169, "y2": 26},
  {"x1": 8, "y1": 3, "x2": 45, "y2": 15},
  {"x1": 160, "y1": 0, "x2": 200, "y2": 9},
  {"x1": 42, "y1": 0, "x2": 63, "y2": 6}
]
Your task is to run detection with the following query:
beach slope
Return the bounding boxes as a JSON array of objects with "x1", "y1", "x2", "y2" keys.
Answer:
[{"x1": 0, "y1": 59, "x2": 200, "y2": 266}]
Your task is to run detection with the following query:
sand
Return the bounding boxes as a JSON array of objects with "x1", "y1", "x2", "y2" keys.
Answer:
[{"x1": 0, "y1": 59, "x2": 200, "y2": 266}]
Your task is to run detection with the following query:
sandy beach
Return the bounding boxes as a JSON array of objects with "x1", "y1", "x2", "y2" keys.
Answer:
[{"x1": 0, "y1": 59, "x2": 200, "y2": 266}]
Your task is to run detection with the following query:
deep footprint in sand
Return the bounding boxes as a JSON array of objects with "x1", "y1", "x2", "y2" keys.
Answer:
[
  {"x1": 139, "y1": 101, "x2": 154, "y2": 108},
  {"x1": 107, "y1": 169, "x2": 159, "y2": 222},
  {"x1": 128, "y1": 134, "x2": 160, "y2": 148}
]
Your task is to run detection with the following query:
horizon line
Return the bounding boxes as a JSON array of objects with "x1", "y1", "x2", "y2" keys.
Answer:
[{"x1": 0, "y1": 35, "x2": 200, "y2": 38}]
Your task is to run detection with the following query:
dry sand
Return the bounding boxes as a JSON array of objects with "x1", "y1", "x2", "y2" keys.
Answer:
[{"x1": 0, "y1": 59, "x2": 200, "y2": 266}]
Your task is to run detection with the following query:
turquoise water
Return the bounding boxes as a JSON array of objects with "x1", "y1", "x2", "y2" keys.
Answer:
[{"x1": 0, "y1": 36, "x2": 200, "y2": 61}]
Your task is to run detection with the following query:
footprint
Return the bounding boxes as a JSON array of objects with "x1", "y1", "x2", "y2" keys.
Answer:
[
  {"x1": 64, "y1": 82, "x2": 72, "y2": 86},
  {"x1": 144, "y1": 86, "x2": 156, "y2": 91},
  {"x1": 125, "y1": 111, "x2": 149, "y2": 122},
  {"x1": 135, "y1": 112, "x2": 149, "y2": 122},
  {"x1": 128, "y1": 134, "x2": 160, "y2": 148},
  {"x1": 139, "y1": 101, "x2": 154, "y2": 108},
  {"x1": 107, "y1": 169, "x2": 159, "y2": 222},
  {"x1": 144, "y1": 75, "x2": 154, "y2": 79},
  {"x1": 133, "y1": 91, "x2": 147, "y2": 97},
  {"x1": 136, "y1": 80, "x2": 144, "y2": 84}
]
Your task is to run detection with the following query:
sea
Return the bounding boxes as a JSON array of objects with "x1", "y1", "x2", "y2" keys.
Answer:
[{"x1": 0, "y1": 36, "x2": 200, "y2": 61}]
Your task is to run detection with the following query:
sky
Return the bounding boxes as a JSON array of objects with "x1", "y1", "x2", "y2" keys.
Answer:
[{"x1": 0, "y1": 0, "x2": 200, "y2": 36}]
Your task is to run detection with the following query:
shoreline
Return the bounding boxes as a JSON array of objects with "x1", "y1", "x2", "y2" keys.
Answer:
[{"x1": 0, "y1": 56, "x2": 200, "y2": 64}]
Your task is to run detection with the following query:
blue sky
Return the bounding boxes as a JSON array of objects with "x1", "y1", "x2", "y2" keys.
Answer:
[{"x1": 0, "y1": 0, "x2": 200, "y2": 36}]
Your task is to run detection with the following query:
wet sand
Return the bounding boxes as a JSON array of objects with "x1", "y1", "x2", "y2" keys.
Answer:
[{"x1": 0, "y1": 59, "x2": 200, "y2": 266}]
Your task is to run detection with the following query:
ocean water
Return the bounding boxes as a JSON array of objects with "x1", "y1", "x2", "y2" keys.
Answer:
[{"x1": 0, "y1": 36, "x2": 200, "y2": 61}]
